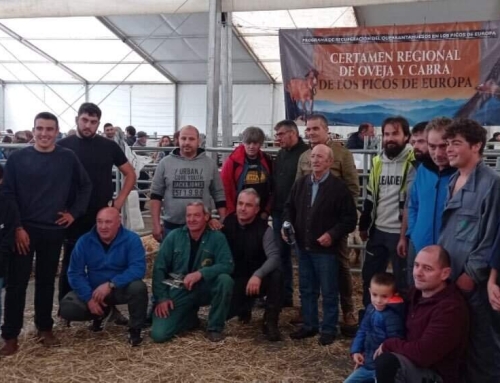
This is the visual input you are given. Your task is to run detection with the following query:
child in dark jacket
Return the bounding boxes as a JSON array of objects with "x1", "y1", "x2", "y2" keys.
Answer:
[{"x1": 345, "y1": 273, "x2": 405, "y2": 383}]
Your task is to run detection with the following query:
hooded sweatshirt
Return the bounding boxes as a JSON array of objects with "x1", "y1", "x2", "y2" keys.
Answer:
[{"x1": 150, "y1": 148, "x2": 226, "y2": 224}]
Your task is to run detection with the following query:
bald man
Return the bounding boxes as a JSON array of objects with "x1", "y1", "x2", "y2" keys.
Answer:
[
  {"x1": 59, "y1": 207, "x2": 147, "y2": 347},
  {"x1": 283, "y1": 144, "x2": 357, "y2": 345},
  {"x1": 150, "y1": 125, "x2": 227, "y2": 243}
]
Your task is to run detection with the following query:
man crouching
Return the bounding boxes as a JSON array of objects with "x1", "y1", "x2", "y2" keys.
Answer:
[
  {"x1": 59, "y1": 207, "x2": 148, "y2": 346},
  {"x1": 151, "y1": 202, "x2": 234, "y2": 343}
]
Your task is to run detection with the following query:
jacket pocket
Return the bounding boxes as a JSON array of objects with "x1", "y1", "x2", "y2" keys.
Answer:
[{"x1": 454, "y1": 210, "x2": 479, "y2": 243}]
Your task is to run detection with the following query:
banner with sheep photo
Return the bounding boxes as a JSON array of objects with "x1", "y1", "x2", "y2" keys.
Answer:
[{"x1": 279, "y1": 21, "x2": 500, "y2": 127}]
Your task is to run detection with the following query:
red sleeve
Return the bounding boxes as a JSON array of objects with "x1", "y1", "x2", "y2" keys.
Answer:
[
  {"x1": 383, "y1": 300, "x2": 468, "y2": 368},
  {"x1": 220, "y1": 157, "x2": 236, "y2": 214}
]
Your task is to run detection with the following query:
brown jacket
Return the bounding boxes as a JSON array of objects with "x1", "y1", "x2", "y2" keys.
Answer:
[{"x1": 296, "y1": 140, "x2": 360, "y2": 199}]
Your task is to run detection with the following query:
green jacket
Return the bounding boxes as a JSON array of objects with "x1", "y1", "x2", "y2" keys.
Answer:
[
  {"x1": 152, "y1": 226, "x2": 234, "y2": 302},
  {"x1": 359, "y1": 148, "x2": 416, "y2": 233}
]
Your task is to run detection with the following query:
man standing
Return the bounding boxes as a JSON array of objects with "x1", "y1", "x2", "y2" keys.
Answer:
[
  {"x1": 60, "y1": 208, "x2": 147, "y2": 346},
  {"x1": 151, "y1": 202, "x2": 234, "y2": 343},
  {"x1": 272, "y1": 120, "x2": 308, "y2": 307},
  {"x1": 359, "y1": 116, "x2": 414, "y2": 307},
  {"x1": 103, "y1": 123, "x2": 116, "y2": 140},
  {"x1": 406, "y1": 118, "x2": 455, "y2": 284},
  {"x1": 223, "y1": 189, "x2": 283, "y2": 341},
  {"x1": 150, "y1": 125, "x2": 226, "y2": 242},
  {"x1": 438, "y1": 118, "x2": 500, "y2": 383},
  {"x1": 125, "y1": 126, "x2": 136, "y2": 147},
  {"x1": 1, "y1": 112, "x2": 92, "y2": 355},
  {"x1": 374, "y1": 246, "x2": 469, "y2": 383},
  {"x1": 285, "y1": 144, "x2": 357, "y2": 345},
  {"x1": 296, "y1": 114, "x2": 360, "y2": 332},
  {"x1": 346, "y1": 122, "x2": 375, "y2": 150},
  {"x1": 58, "y1": 103, "x2": 137, "y2": 306}
]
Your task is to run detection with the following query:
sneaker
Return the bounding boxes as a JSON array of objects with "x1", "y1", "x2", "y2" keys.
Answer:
[
  {"x1": 111, "y1": 307, "x2": 129, "y2": 326},
  {"x1": 90, "y1": 307, "x2": 112, "y2": 332},
  {"x1": 205, "y1": 331, "x2": 225, "y2": 342},
  {"x1": 289, "y1": 327, "x2": 318, "y2": 340},
  {"x1": 128, "y1": 328, "x2": 143, "y2": 347},
  {"x1": 318, "y1": 333, "x2": 336, "y2": 346}
]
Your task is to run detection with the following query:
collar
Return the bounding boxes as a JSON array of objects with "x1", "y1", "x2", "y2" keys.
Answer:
[
  {"x1": 311, "y1": 171, "x2": 329, "y2": 184},
  {"x1": 449, "y1": 160, "x2": 485, "y2": 193}
]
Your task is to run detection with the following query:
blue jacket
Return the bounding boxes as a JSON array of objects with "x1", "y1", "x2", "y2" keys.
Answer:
[
  {"x1": 350, "y1": 300, "x2": 405, "y2": 370},
  {"x1": 68, "y1": 226, "x2": 146, "y2": 302},
  {"x1": 407, "y1": 161, "x2": 456, "y2": 254}
]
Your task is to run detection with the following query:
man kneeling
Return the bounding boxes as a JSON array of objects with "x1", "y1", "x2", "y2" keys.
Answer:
[
  {"x1": 59, "y1": 207, "x2": 147, "y2": 346},
  {"x1": 151, "y1": 202, "x2": 234, "y2": 343},
  {"x1": 222, "y1": 189, "x2": 283, "y2": 341}
]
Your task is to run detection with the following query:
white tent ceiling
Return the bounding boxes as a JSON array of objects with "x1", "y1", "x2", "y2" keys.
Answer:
[{"x1": 0, "y1": 0, "x2": 498, "y2": 84}]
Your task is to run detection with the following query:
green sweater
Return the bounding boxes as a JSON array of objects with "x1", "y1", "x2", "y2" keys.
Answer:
[{"x1": 153, "y1": 226, "x2": 234, "y2": 302}]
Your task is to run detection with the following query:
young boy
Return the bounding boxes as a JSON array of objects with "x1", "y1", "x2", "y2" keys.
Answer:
[
  {"x1": 0, "y1": 164, "x2": 19, "y2": 323},
  {"x1": 344, "y1": 272, "x2": 405, "y2": 383}
]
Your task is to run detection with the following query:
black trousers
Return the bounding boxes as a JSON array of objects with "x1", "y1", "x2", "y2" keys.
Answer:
[
  {"x1": 227, "y1": 269, "x2": 283, "y2": 319},
  {"x1": 58, "y1": 212, "x2": 96, "y2": 303},
  {"x1": 2, "y1": 226, "x2": 65, "y2": 340},
  {"x1": 59, "y1": 280, "x2": 148, "y2": 330}
]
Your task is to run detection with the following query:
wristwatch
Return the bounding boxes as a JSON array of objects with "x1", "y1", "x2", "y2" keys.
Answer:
[{"x1": 108, "y1": 281, "x2": 116, "y2": 289}]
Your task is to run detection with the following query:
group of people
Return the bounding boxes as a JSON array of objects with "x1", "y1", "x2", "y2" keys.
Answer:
[{"x1": 1, "y1": 106, "x2": 500, "y2": 383}]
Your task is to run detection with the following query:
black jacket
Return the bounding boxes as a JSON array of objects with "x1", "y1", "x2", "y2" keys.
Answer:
[
  {"x1": 346, "y1": 133, "x2": 364, "y2": 150},
  {"x1": 0, "y1": 193, "x2": 19, "y2": 278},
  {"x1": 283, "y1": 172, "x2": 357, "y2": 254},
  {"x1": 272, "y1": 138, "x2": 309, "y2": 213}
]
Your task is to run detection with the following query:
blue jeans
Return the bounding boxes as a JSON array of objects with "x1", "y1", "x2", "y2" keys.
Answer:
[
  {"x1": 344, "y1": 366, "x2": 375, "y2": 383},
  {"x1": 272, "y1": 214, "x2": 293, "y2": 304},
  {"x1": 298, "y1": 249, "x2": 339, "y2": 334}
]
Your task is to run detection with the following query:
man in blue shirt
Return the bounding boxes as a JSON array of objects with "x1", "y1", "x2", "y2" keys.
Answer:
[{"x1": 60, "y1": 207, "x2": 147, "y2": 346}]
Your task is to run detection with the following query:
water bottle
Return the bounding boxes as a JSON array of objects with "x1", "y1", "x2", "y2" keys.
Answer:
[{"x1": 282, "y1": 221, "x2": 296, "y2": 245}]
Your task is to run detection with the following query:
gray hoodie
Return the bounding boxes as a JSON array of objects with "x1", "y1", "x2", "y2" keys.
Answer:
[{"x1": 151, "y1": 148, "x2": 226, "y2": 224}]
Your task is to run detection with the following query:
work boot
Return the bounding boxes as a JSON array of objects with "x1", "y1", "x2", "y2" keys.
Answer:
[
  {"x1": 89, "y1": 307, "x2": 113, "y2": 332},
  {"x1": 262, "y1": 309, "x2": 282, "y2": 342},
  {"x1": 0, "y1": 338, "x2": 18, "y2": 356},
  {"x1": 128, "y1": 328, "x2": 143, "y2": 347},
  {"x1": 36, "y1": 330, "x2": 61, "y2": 347},
  {"x1": 205, "y1": 331, "x2": 225, "y2": 342}
]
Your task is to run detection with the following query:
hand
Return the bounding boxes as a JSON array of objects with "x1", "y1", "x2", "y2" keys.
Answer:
[
  {"x1": 317, "y1": 232, "x2": 332, "y2": 247},
  {"x1": 15, "y1": 228, "x2": 30, "y2": 255},
  {"x1": 92, "y1": 282, "x2": 112, "y2": 304},
  {"x1": 154, "y1": 300, "x2": 174, "y2": 318},
  {"x1": 373, "y1": 344, "x2": 384, "y2": 359},
  {"x1": 208, "y1": 218, "x2": 223, "y2": 231},
  {"x1": 359, "y1": 231, "x2": 368, "y2": 242},
  {"x1": 456, "y1": 273, "x2": 475, "y2": 292},
  {"x1": 87, "y1": 298, "x2": 107, "y2": 316},
  {"x1": 281, "y1": 228, "x2": 288, "y2": 243},
  {"x1": 488, "y1": 280, "x2": 500, "y2": 311},
  {"x1": 153, "y1": 224, "x2": 164, "y2": 243},
  {"x1": 183, "y1": 271, "x2": 202, "y2": 291},
  {"x1": 246, "y1": 276, "x2": 262, "y2": 296},
  {"x1": 352, "y1": 353, "x2": 364, "y2": 369},
  {"x1": 260, "y1": 212, "x2": 269, "y2": 221},
  {"x1": 396, "y1": 236, "x2": 408, "y2": 258},
  {"x1": 113, "y1": 196, "x2": 126, "y2": 211},
  {"x1": 55, "y1": 212, "x2": 75, "y2": 228}
]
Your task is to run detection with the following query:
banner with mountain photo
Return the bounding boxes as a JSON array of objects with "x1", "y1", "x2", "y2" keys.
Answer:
[{"x1": 279, "y1": 21, "x2": 500, "y2": 126}]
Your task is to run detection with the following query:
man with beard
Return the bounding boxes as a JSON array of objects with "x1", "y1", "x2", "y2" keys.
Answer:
[
  {"x1": 150, "y1": 125, "x2": 226, "y2": 242},
  {"x1": 58, "y1": 103, "x2": 137, "y2": 314},
  {"x1": 359, "y1": 116, "x2": 415, "y2": 309},
  {"x1": 296, "y1": 114, "x2": 360, "y2": 333},
  {"x1": 406, "y1": 118, "x2": 456, "y2": 285}
]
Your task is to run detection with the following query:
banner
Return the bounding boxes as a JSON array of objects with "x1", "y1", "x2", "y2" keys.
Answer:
[{"x1": 279, "y1": 22, "x2": 500, "y2": 126}]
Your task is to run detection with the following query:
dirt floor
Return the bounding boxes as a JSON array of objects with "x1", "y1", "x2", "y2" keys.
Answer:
[{"x1": 0, "y1": 244, "x2": 364, "y2": 383}]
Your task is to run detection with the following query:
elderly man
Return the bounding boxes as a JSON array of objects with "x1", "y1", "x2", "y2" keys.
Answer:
[
  {"x1": 296, "y1": 114, "x2": 360, "y2": 332},
  {"x1": 151, "y1": 201, "x2": 234, "y2": 343},
  {"x1": 221, "y1": 126, "x2": 273, "y2": 218},
  {"x1": 374, "y1": 246, "x2": 469, "y2": 383},
  {"x1": 59, "y1": 207, "x2": 147, "y2": 346},
  {"x1": 284, "y1": 144, "x2": 357, "y2": 345},
  {"x1": 150, "y1": 125, "x2": 227, "y2": 242},
  {"x1": 222, "y1": 188, "x2": 283, "y2": 341}
]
